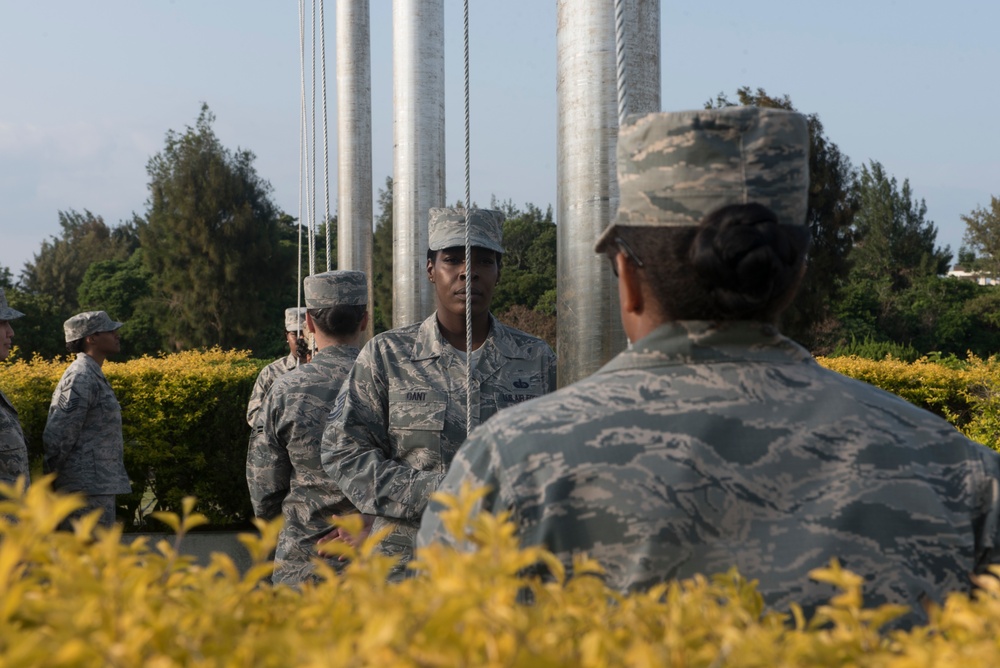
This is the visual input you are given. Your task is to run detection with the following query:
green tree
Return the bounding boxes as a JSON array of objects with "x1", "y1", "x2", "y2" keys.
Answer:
[
  {"x1": 249, "y1": 213, "x2": 337, "y2": 360},
  {"x1": 371, "y1": 176, "x2": 394, "y2": 332},
  {"x1": 21, "y1": 209, "x2": 134, "y2": 313},
  {"x1": 78, "y1": 252, "x2": 159, "y2": 358},
  {"x1": 850, "y1": 160, "x2": 951, "y2": 288},
  {"x1": 833, "y1": 161, "x2": 955, "y2": 354},
  {"x1": 491, "y1": 201, "x2": 557, "y2": 315},
  {"x1": 140, "y1": 104, "x2": 292, "y2": 352},
  {"x1": 961, "y1": 196, "x2": 1000, "y2": 278},
  {"x1": 3, "y1": 289, "x2": 67, "y2": 359},
  {"x1": 707, "y1": 87, "x2": 856, "y2": 351}
]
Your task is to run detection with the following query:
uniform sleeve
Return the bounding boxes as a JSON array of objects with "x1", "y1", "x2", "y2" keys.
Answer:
[
  {"x1": 321, "y1": 341, "x2": 446, "y2": 521},
  {"x1": 245, "y1": 369, "x2": 270, "y2": 427},
  {"x1": 417, "y1": 423, "x2": 504, "y2": 549},
  {"x1": 42, "y1": 370, "x2": 92, "y2": 475},
  {"x1": 973, "y1": 447, "x2": 1000, "y2": 575},
  {"x1": 246, "y1": 388, "x2": 292, "y2": 520},
  {"x1": 542, "y1": 344, "x2": 557, "y2": 393},
  {"x1": 0, "y1": 399, "x2": 29, "y2": 486}
]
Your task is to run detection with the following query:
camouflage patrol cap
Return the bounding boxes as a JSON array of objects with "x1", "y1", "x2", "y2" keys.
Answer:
[
  {"x1": 0, "y1": 289, "x2": 25, "y2": 321},
  {"x1": 64, "y1": 311, "x2": 123, "y2": 342},
  {"x1": 428, "y1": 207, "x2": 506, "y2": 254},
  {"x1": 595, "y1": 106, "x2": 810, "y2": 252},
  {"x1": 285, "y1": 307, "x2": 307, "y2": 332},
  {"x1": 303, "y1": 270, "x2": 368, "y2": 308}
]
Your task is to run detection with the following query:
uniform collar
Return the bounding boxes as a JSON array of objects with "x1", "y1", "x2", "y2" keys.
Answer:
[
  {"x1": 76, "y1": 352, "x2": 109, "y2": 381},
  {"x1": 410, "y1": 312, "x2": 530, "y2": 363},
  {"x1": 600, "y1": 320, "x2": 814, "y2": 374},
  {"x1": 311, "y1": 344, "x2": 360, "y2": 364}
]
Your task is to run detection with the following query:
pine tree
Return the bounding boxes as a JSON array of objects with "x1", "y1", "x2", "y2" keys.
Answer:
[{"x1": 140, "y1": 105, "x2": 291, "y2": 351}]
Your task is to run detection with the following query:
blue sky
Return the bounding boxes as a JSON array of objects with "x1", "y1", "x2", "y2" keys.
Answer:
[{"x1": 2, "y1": 1, "x2": 997, "y2": 276}]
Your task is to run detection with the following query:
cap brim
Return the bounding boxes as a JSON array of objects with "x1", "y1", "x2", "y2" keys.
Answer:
[
  {"x1": 593, "y1": 223, "x2": 618, "y2": 253},
  {"x1": 0, "y1": 307, "x2": 25, "y2": 321},
  {"x1": 432, "y1": 238, "x2": 505, "y2": 255}
]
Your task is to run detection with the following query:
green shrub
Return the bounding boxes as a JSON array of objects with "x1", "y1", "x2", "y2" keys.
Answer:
[{"x1": 829, "y1": 335, "x2": 920, "y2": 362}]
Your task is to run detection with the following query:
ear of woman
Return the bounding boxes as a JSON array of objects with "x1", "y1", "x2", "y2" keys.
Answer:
[{"x1": 616, "y1": 253, "x2": 663, "y2": 344}]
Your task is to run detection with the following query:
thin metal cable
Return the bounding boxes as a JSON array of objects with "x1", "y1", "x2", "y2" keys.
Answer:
[
  {"x1": 309, "y1": 0, "x2": 318, "y2": 277},
  {"x1": 614, "y1": 0, "x2": 630, "y2": 127},
  {"x1": 297, "y1": 0, "x2": 307, "y2": 325},
  {"x1": 319, "y1": 0, "x2": 331, "y2": 271},
  {"x1": 463, "y1": 0, "x2": 473, "y2": 436}
]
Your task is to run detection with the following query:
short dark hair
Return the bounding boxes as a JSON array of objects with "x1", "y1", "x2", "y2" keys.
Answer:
[
  {"x1": 427, "y1": 247, "x2": 503, "y2": 270},
  {"x1": 66, "y1": 338, "x2": 86, "y2": 354},
  {"x1": 308, "y1": 305, "x2": 367, "y2": 338},
  {"x1": 614, "y1": 203, "x2": 810, "y2": 322}
]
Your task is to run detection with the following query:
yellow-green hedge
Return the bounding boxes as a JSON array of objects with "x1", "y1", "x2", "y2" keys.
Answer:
[
  {"x1": 2, "y1": 480, "x2": 1000, "y2": 666},
  {"x1": 0, "y1": 349, "x2": 264, "y2": 529},
  {"x1": 3, "y1": 351, "x2": 1000, "y2": 533}
]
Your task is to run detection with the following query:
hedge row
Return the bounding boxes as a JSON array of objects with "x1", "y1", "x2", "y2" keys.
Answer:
[
  {"x1": 2, "y1": 480, "x2": 1000, "y2": 666},
  {"x1": 2, "y1": 351, "x2": 999, "y2": 532},
  {"x1": 0, "y1": 349, "x2": 264, "y2": 529}
]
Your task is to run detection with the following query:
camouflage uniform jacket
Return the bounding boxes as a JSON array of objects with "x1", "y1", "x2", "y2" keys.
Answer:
[
  {"x1": 246, "y1": 353, "x2": 300, "y2": 427},
  {"x1": 42, "y1": 353, "x2": 130, "y2": 495},
  {"x1": 418, "y1": 321, "x2": 1000, "y2": 628},
  {"x1": 247, "y1": 345, "x2": 361, "y2": 585},
  {"x1": 322, "y1": 313, "x2": 556, "y2": 571},
  {"x1": 0, "y1": 389, "x2": 30, "y2": 486}
]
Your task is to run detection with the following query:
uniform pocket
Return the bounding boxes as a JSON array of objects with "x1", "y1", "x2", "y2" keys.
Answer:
[{"x1": 388, "y1": 390, "x2": 447, "y2": 469}]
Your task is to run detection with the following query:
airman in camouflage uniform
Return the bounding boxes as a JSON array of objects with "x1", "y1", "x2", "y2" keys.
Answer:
[
  {"x1": 323, "y1": 208, "x2": 557, "y2": 579},
  {"x1": 418, "y1": 108, "x2": 1000, "y2": 628},
  {"x1": 44, "y1": 311, "x2": 131, "y2": 526},
  {"x1": 0, "y1": 289, "x2": 29, "y2": 487},
  {"x1": 247, "y1": 271, "x2": 368, "y2": 585},
  {"x1": 246, "y1": 307, "x2": 308, "y2": 427}
]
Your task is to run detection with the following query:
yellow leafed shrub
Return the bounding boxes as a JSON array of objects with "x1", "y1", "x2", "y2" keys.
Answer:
[
  {"x1": 2, "y1": 479, "x2": 1000, "y2": 666},
  {"x1": 4, "y1": 350, "x2": 1000, "y2": 534},
  {"x1": 0, "y1": 349, "x2": 265, "y2": 528}
]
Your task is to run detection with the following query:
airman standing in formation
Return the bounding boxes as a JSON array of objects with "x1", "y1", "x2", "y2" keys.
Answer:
[
  {"x1": 44, "y1": 311, "x2": 131, "y2": 527},
  {"x1": 0, "y1": 289, "x2": 29, "y2": 487},
  {"x1": 418, "y1": 107, "x2": 1000, "y2": 628},
  {"x1": 247, "y1": 270, "x2": 370, "y2": 586},
  {"x1": 322, "y1": 208, "x2": 557, "y2": 579},
  {"x1": 246, "y1": 307, "x2": 310, "y2": 427}
]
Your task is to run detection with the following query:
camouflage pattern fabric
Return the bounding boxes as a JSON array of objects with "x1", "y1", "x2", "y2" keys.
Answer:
[
  {"x1": 59, "y1": 493, "x2": 116, "y2": 530},
  {"x1": 0, "y1": 389, "x2": 29, "y2": 486},
  {"x1": 247, "y1": 345, "x2": 361, "y2": 586},
  {"x1": 63, "y1": 310, "x2": 123, "y2": 342},
  {"x1": 304, "y1": 270, "x2": 368, "y2": 307},
  {"x1": 246, "y1": 353, "x2": 300, "y2": 427},
  {"x1": 428, "y1": 207, "x2": 506, "y2": 254},
  {"x1": 284, "y1": 307, "x2": 307, "y2": 333},
  {"x1": 596, "y1": 107, "x2": 809, "y2": 251},
  {"x1": 418, "y1": 321, "x2": 1000, "y2": 629},
  {"x1": 322, "y1": 313, "x2": 556, "y2": 578},
  {"x1": 42, "y1": 353, "x2": 130, "y2": 496}
]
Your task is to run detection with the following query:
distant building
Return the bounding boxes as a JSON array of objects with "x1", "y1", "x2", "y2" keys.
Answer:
[{"x1": 947, "y1": 266, "x2": 999, "y2": 286}]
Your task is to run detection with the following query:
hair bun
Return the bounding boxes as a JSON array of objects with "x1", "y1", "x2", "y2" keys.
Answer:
[{"x1": 689, "y1": 204, "x2": 802, "y2": 318}]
